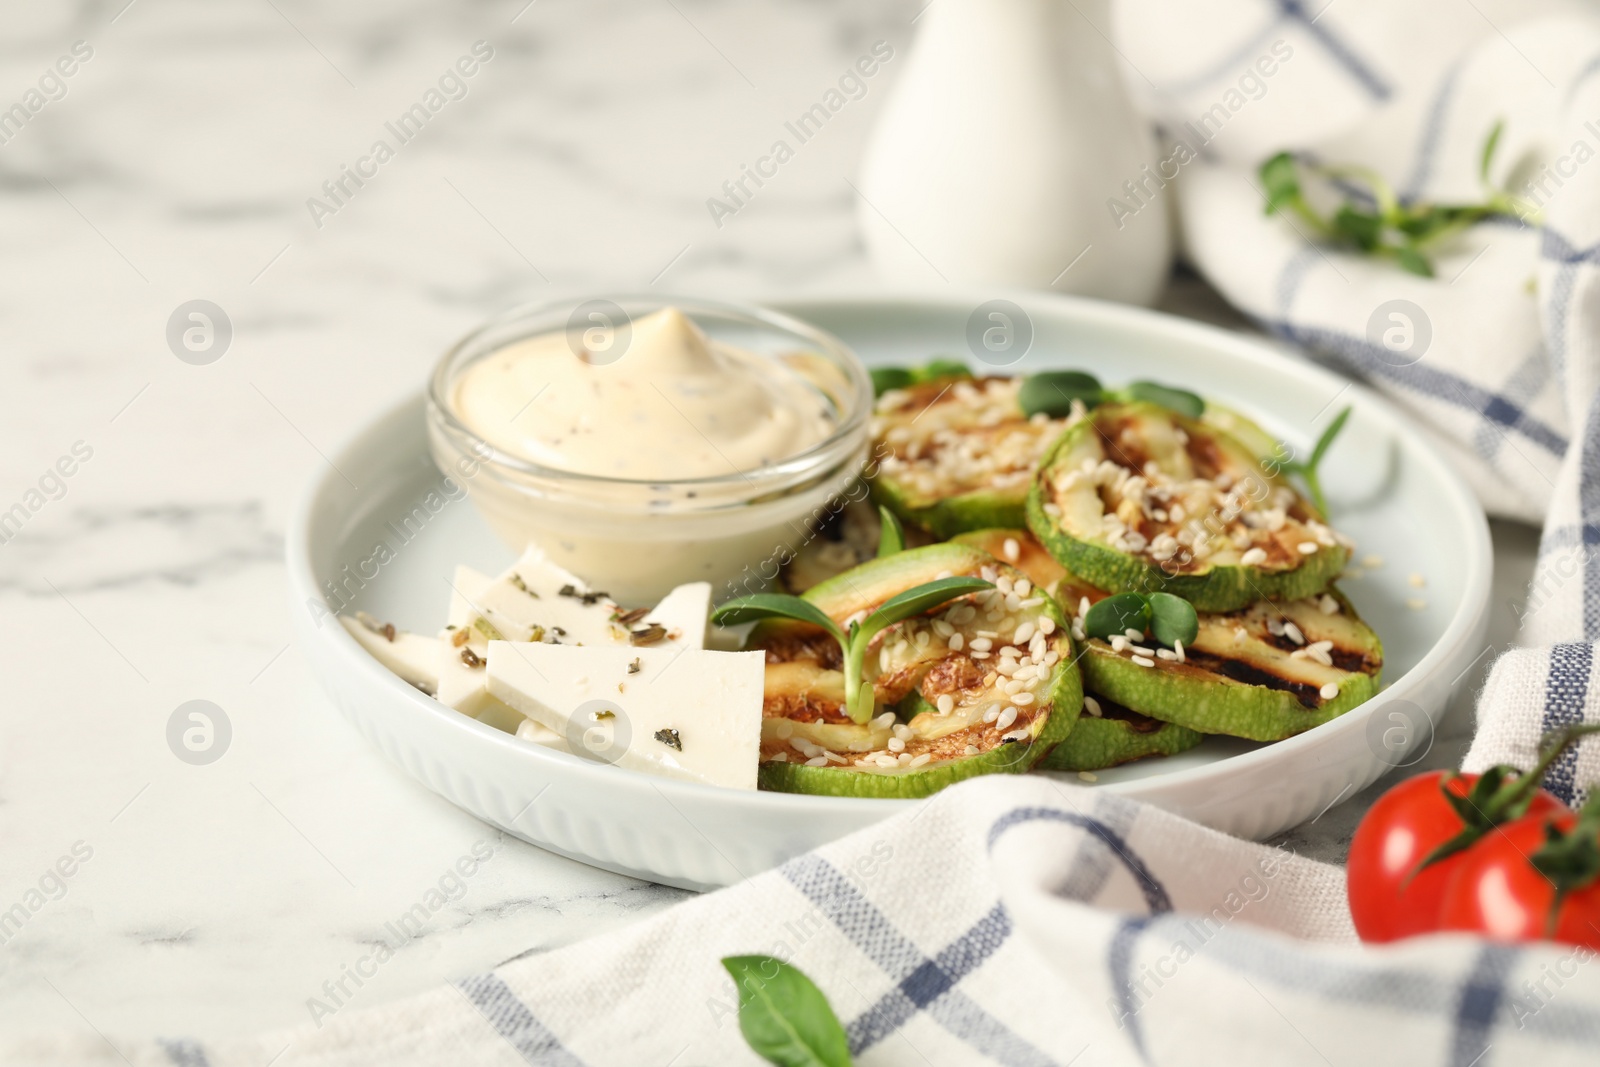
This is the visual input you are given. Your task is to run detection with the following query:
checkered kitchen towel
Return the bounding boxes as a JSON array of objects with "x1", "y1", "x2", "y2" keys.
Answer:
[
  {"x1": 22, "y1": 3, "x2": 1600, "y2": 1064},
  {"x1": 1114, "y1": 0, "x2": 1600, "y2": 799},
  {"x1": 24, "y1": 776, "x2": 1598, "y2": 1065}
]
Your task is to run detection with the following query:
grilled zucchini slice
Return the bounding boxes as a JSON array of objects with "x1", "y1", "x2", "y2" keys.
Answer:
[
  {"x1": 750, "y1": 543, "x2": 1081, "y2": 797},
  {"x1": 950, "y1": 528, "x2": 1067, "y2": 592},
  {"x1": 1028, "y1": 401, "x2": 1349, "y2": 612},
  {"x1": 1055, "y1": 573, "x2": 1382, "y2": 742},
  {"x1": 1038, "y1": 698, "x2": 1203, "y2": 771},
  {"x1": 871, "y1": 376, "x2": 1080, "y2": 538}
]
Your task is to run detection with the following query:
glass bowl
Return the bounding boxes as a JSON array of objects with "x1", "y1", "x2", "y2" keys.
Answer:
[{"x1": 427, "y1": 294, "x2": 873, "y2": 606}]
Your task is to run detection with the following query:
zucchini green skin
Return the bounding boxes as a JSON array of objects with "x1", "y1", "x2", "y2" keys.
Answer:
[
  {"x1": 754, "y1": 542, "x2": 1083, "y2": 798},
  {"x1": 1078, "y1": 646, "x2": 1378, "y2": 742},
  {"x1": 758, "y1": 662, "x2": 1079, "y2": 798},
  {"x1": 1026, "y1": 403, "x2": 1348, "y2": 613},
  {"x1": 872, "y1": 480, "x2": 1027, "y2": 541},
  {"x1": 1038, "y1": 712, "x2": 1203, "y2": 772}
]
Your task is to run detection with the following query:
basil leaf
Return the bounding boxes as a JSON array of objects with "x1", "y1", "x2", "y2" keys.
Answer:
[
  {"x1": 1124, "y1": 381, "x2": 1205, "y2": 419},
  {"x1": 1019, "y1": 370, "x2": 1104, "y2": 418},
  {"x1": 1147, "y1": 592, "x2": 1198, "y2": 647},
  {"x1": 1394, "y1": 245, "x2": 1434, "y2": 277},
  {"x1": 912, "y1": 358, "x2": 970, "y2": 383},
  {"x1": 869, "y1": 367, "x2": 915, "y2": 397},
  {"x1": 722, "y1": 956, "x2": 852, "y2": 1067},
  {"x1": 1260, "y1": 152, "x2": 1302, "y2": 215},
  {"x1": 1083, "y1": 592, "x2": 1151, "y2": 640},
  {"x1": 712, "y1": 595, "x2": 845, "y2": 644},
  {"x1": 1332, "y1": 206, "x2": 1381, "y2": 251},
  {"x1": 877, "y1": 506, "x2": 905, "y2": 558}
]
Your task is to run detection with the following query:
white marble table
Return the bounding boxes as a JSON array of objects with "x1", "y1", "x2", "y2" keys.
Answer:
[{"x1": 0, "y1": 0, "x2": 1541, "y2": 1045}]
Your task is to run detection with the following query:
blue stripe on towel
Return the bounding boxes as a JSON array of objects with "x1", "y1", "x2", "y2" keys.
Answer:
[
  {"x1": 1446, "y1": 945, "x2": 1519, "y2": 1067},
  {"x1": 1108, "y1": 915, "x2": 1158, "y2": 1062},
  {"x1": 1278, "y1": 0, "x2": 1392, "y2": 99},
  {"x1": 988, "y1": 806, "x2": 1172, "y2": 913},
  {"x1": 1539, "y1": 643, "x2": 1595, "y2": 803},
  {"x1": 1402, "y1": 62, "x2": 1462, "y2": 201},
  {"x1": 781, "y1": 855, "x2": 1057, "y2": 1066},
  {"x1": 159, "y1": 1039, "x2": 211, "y2": 1067},
  {"x1": 456, "y1": 973, "x2": 587, "y2": 1067}
]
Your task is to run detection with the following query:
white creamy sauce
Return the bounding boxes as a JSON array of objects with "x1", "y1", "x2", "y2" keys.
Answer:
[{"x1": 453, "y1": 307, "x2": 834, "y2": 479}]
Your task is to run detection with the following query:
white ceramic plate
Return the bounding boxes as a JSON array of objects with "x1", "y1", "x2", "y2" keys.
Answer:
[{"x1": 288, "y1": 292, "x2": 1491, "y2": 891}]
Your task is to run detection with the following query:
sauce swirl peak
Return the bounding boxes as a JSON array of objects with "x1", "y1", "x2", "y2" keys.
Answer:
[{"x1": 452, "y1": 307, "x2": 834, "y2": 480}]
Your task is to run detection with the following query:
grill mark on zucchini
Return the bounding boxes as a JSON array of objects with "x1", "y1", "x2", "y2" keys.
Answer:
[{"x1": 1180, "y1": 648, "x2": 1324, "y2": 708}]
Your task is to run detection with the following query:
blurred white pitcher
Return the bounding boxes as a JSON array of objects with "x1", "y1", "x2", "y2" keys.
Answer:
[{"x1": 858, "y1": 0, "x2": 1171, "y2": 305}]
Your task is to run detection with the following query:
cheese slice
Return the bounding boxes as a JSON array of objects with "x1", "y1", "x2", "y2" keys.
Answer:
[
  {"x1": 340, "y1": 615, "x2": 439, "y2": 693},
  {"x1": 485, "y1": 643, "x2": 763, "y2": 790},
  {"x1": 466, "y1": 545, "x2": 626, "y2": 645},
  {"x1": 516, "y1": 717, "x2": 571, "y2": 753},
  {"x1": 640, "y1": 581, "x2": 710, "y2": 649},
  {"x1": 437, "y1": 564, "x2": 535, "y2": 728}
]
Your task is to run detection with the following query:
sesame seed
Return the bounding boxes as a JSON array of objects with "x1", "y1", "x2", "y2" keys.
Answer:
[
  {"x1": 1012, "y1": 692, "x2": 1035, "y2": 705},
  {"x1": 1406, "y1": 597, "x2": 1427, "y2": 611},
  {"x1": 1078, "y1": 597, "x2": 1090, "y2": 619},
  {"x1": 1174, "y1": 639, "x2": 1185, "y2": 664},
  {"x1": 806, "y1": 756, "x2": 829, "y2": 767},
  {"x1": 1083, "y1": 696, "x2": 1102, "y2": 717},
  {"x1": 1111, "y1": 636, "x2": 1127, "y2": 652},
  {"x1": 1014, "y1": 621, "x2": 1036, "y2": 644},
  {"x1": 1015, "y1": 578, "x2": 1032, "y2": 596},
  {"x1": 964, "y1": 744, "x2": 980, "y2": 756},
  {"x1": 1234, "y1": 627, "x2": 1248, "y2": 643},
  {"x1": 1078, "y1": 771, "x2": 1098, "y2": 782},
  {"x1": 982, "y1": 706, "x2": 1000, "y2": 723},
  {"x1": 969, "y1": 637, "x2": 992, "y2": 652},
  {"x1": 1039, "y1": 617, "x2": 1056, "y2": 636},
  {"x1": 887, "y1": 737, "x2": 905, "y2": 752},
  {"x1": 1157, "y1": 648, "x2": 1177, "y2": 660},
  {"x1": 1240, "y1": 547, "x2": 1267, "y2": 566},
  {"x1": 897, "y1": 753, "x2": 914, "y2": 766},
  {"x1": 1002, "y1": 537, "x2": 1020, "y2": 562},
  {"x1": 996, "y1": 706, "x2": 1019, "y2": 731},
  {"x1": 1408, "y1": 573, "x2": 1426, "y2": 588},
  {"x1": 1283, "y1": 622, "x2": 1305, "y2": 646},
  {"x1": 1297, "y1": 542, "x2": 1318, "y2": 555},
  {"x1": 971, "y1": 651, "x2": 991, "y2": 660},
  {"x1": 872, "y1": 712, "x2": 897, "y2": 729},
  {"x1": 1132, "y1": 655, "x2": 1155, "y2": 667},
  {"x1": 1002, "y1": 729, "x2": 1030, "y2": 743},
  {"x1": 1319, "y1": 682, "x2": 1339, "y2": 700},
  {"x1": 1319, "y1": 594, "x2": 1339, "y2": 614},
  {"x1": 936, "y1": 694, "x2": 955, "y2": 715},
  {"x1": 1125, "y1": 628, "x2": 1144, "y2": 640},
  {"x1": 893, "y1": 723, "x2": 913, "y2": 741},
  {"x1": 1363, "y1": 554, "x2": 1384, "y2": 568},
  {"x1": 908, "y1": 753, "x2": 932, "y2": 768}
]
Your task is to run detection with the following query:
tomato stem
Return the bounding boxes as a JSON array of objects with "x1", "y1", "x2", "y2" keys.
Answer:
[{"x1": 1405, "y1": 723, "x2": 1600, "y2": 887}]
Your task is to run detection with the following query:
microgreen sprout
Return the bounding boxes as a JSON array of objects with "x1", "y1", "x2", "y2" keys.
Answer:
[{"x1": 712, "y1": 576, "x2": 993, "y2": 724}]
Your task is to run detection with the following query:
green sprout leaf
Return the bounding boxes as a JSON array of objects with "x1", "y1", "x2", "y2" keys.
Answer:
[
  {"x1": 1147, "y1": 592, "x2": 1199, "y2": 647},
  {"x1": 1480, "y1": 118, "x2": 1504, "y2": 186},
  {"x1": 1277, "y1": 406, "x2": 1351, "y2": 516},
  {"x1": 712, "y1": 595, "x2": 845, "y2": 645},
  {"x1": 1260, "y1": 151, "x2": 1302, "y2": 216},
  {"x1": 869, "y1": 366, "x2": 915, "y2": 397},
  {"x1": 843, "y1": 576, "x2": 992, "y2": 724},
  {"x1": 1018, "y1": 370, "x2": 1104, "y2": 418},
  {"x1": 912, "y1": 358, "x2": 970, "y2": 383},
  {"x1": 1333, "y1": 206, "x2": 1382, "y2": 252},
  {"x1": 876, "y1": 505, "x2": 905, "y2": 558},
  {"x1": 1083, "y1": 592, "x2": 1151, "y2": 641},
  {"x1": 722, "y1": 956, "x2": 852, "y2": 1067},
  {"x1": 1122, "y1": 381, "x2": 1205, "y2": 419}
]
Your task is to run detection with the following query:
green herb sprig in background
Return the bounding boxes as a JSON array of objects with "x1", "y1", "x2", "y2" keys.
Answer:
[{"x1": 1258, "y1": 120, "x2": 1539, "y2": 278}]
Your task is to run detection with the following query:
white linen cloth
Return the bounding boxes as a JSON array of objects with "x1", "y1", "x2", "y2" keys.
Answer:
[{"x1": 24, "y1": 2, "x2": 1600, "y2": 1063}]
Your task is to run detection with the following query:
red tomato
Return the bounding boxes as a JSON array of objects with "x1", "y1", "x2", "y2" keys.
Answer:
[
  {"x1": 1437, "y1": 813, "x2": 1600, "y2": 949},
  {"x1": 1347, "y1": 771, "x2": 1567, "y2": 942}
]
